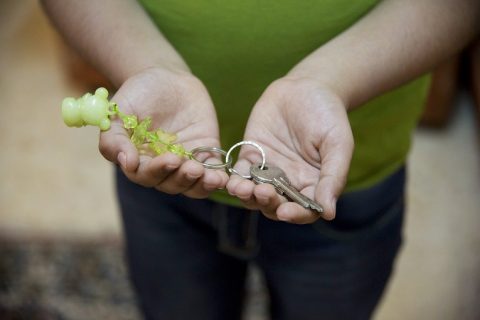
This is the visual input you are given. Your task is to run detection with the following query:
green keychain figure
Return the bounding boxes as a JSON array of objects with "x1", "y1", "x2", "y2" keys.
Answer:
[{"x1": 61, "y1": 87, "x2": 192, "y2": 158}]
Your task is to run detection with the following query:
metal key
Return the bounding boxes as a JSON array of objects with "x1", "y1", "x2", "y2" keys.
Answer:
[{"x1": 250, "y1": 164, "x2": 324, "y2": 214}]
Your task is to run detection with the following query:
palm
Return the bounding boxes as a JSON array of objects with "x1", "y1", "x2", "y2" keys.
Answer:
[
  {"x1": 229, "y1": 79, "x2": 354, "y2": 223},
  {"x1": 112, "y1": 68, "x2": 220, "y2": 152},
  {"x1": 243, "y1": 114, "x2": 321, "y2": 200},
  {"x1": 100, "y1": 68, "x2": 228, "y2": 198}
]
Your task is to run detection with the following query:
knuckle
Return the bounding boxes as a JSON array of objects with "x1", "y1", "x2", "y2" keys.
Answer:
[
  {"x1": 123, "y1": 172, "x2": 156, "y2": 189},
  {"x1": 241, "y1": 200, "x2": 258, "y2": 210},
  {"x1": 139, "y1": 181, "x2": 156, "y2": 188},
  {"x1": 155, "y1": 183, "x2": 187, "y2": 195},
  {"x1": 156, "y1": 186, "x2": 177, "y2": 195},
  {"x1": 183, "y1": 190, "x2": 209, "y2": 199}
]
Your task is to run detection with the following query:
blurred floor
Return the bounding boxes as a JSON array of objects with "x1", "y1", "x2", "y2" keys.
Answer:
[
  {"x1": 0, "y1": 1, "x2": 120, "y2": 239},
  {"x1": 0, "y1": 2, "x2": 479, "y2": 320},
  {"x1": 375, "y1": 92, "x2": 480, "y2": 320}
]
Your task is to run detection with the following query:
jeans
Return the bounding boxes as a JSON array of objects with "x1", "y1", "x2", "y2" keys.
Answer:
[{"x1": 116, "y1": 167, "x2": 406, "y2": 320}]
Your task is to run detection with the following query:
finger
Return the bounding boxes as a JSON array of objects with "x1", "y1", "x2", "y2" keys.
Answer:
[
  {"x1": 182, "y1": 169, "x2": 229, "y2": 199},
  {"x1": 124, "y1": 153, "x2": 183, "y2": 187},
  {"x1": 252, "y1": 184, "x2": 284, "y2": 221},
  {"x1": 202, "y1": 168, "x2": 229, "y2": 190},
  {"x1": 226, "y1": 146, "x2": 265, "y2": 209},
  {"x1": 233, "y1": 179, "x2": 258, "y2": 210},
  {"x1": 226, "y1": 174, "x2": 245, "y2": 196},
  {"x1": 227, "y1": 175, "x2": 259, "y2": 209},
  {"x1": 229, "y1": 157, "x2": 253, "y2": 179},
  {"x1": 314, "y1": 129, "x2": 354, "y2": 221},
  {"x1": 180, "y1": 150, "x2": 230, "y2": 198},
  {"x1": 225, "y1": 154, "x2": 256, "y2": 196},
  {"x1": 99, "y1": 120, "x2": 139, "y2": 172},
  {"x1": 156, "y1": 159, "x2": 205, "y2": 194},
  {"x1": 276, "y1": 202, "x2": 320, "y2": 224}
]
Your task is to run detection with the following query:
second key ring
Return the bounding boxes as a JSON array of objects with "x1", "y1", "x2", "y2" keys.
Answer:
[
  {"x1": 225, "y1": 140, "x2": 266, "y2": 179},
  {"x1": 190, "y1": 146, "x2": 232, "y2": 169}
]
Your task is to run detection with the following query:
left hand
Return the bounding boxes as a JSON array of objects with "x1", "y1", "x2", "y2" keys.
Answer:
[{"x1": 226, "y1": 77, "x2": 354, "y2": 224}]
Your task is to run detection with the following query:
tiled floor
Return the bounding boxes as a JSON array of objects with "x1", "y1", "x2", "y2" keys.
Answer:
[{"x1": 1, "y1": 2, "x2": 479, "y2": 319}]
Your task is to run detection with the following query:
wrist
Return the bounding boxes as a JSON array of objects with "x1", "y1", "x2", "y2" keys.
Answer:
[
  {"x1": 281, "y1": 72, "x2": 352, "y2": 111},
  {"x1": 114, "y1": 57, "x2": 191, "y2": 88}
]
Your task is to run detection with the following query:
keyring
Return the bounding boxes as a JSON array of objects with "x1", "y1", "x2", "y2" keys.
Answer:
[
  {"x1": 190, "y1": 146, "x2": 232, "y2": 169},
  {"x1": 225, "y1": 140, "x2": 266, "y2": 179}
]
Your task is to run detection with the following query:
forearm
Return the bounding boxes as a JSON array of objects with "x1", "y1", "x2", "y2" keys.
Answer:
[
  {"x1": 41, "y1": 0, "x2": 189, "y2": 87},
  {"x1": 287, "y1": 0, "x2": 480, "y2": 109}
]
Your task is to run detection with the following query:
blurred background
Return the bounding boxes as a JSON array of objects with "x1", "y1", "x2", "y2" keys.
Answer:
[{"x1": 0, "y1": 1, "x2": 479, "y2": 319}]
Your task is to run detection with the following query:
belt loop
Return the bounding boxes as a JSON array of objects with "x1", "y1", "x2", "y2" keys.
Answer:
[{"x1": 213, "y1": 203, "x2": 260, "y2": 260}]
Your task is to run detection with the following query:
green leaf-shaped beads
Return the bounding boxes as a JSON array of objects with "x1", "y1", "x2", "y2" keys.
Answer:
[{"x1": 61, "y1": 87, "x2": 190, "y2": 158}]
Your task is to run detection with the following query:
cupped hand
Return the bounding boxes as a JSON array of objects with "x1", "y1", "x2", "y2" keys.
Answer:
[
  {"x1": 99, "y1": 67, "x2": 228, "y2": 198},
  {"x1": 226, "y1": 77, "x2": 354, "y2": 223}
]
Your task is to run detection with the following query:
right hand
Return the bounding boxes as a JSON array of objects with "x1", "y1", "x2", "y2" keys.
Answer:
[{"x1": 99, "y1": 67, "x2": 228, "y2": 198}]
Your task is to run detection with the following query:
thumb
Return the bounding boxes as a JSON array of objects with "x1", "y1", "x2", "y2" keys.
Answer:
[
  {"x1": 98, "y1": 120, "x2": 139, "y2": 172},
  {"x1": 314, "y1": 138, "x2": 353, "y2": 221}
]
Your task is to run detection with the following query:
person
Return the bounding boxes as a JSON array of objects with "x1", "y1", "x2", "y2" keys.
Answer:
[{"x1": 42, "y1": 0, "x2": 480, "y2": 319}]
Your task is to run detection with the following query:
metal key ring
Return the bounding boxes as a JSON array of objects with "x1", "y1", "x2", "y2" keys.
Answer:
[
  {"x1": 225, "y1": 140, "x2": 266, "y2": 179},
  {"x1": 190, "y1": 146, "x2": 232, "y2": 169}
]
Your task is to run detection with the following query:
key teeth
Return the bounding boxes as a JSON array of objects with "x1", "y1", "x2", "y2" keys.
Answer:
[
  {"x1": 309, "y1": 204, "x2": 324, "y2": 214},
  {"x1": 250, "y1": 163, "x2": 324, "y2": 214}
]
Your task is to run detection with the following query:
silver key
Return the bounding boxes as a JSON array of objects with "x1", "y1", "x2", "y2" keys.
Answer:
[{"x1": 250, "y1": 164, "x2": 324, "y2": 214}]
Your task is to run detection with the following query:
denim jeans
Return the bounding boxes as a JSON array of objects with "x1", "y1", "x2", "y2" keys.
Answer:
[{"x1": 116, "y1": 167, "x2": 406, "y2": 320}]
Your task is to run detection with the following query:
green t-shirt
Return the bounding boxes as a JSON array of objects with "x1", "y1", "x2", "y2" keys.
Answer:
[{"x1": 139, "y1": 0, "x2": 430, "y2": 205}]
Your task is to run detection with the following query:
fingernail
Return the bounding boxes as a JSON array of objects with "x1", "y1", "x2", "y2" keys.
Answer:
[
  {"x1": 203, "y1": 184, "x2": 217, "y2": 191},
  {"x1": 117, "y1": 152, "x2": 126, "y2": 170}
]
